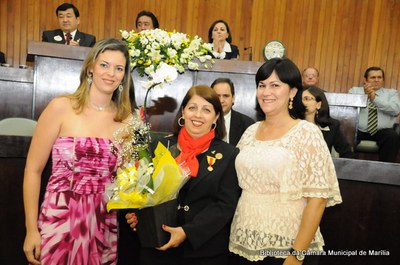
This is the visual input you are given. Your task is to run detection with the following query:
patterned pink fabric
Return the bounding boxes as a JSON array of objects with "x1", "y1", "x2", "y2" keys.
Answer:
[{"x1": 38, "y1": 137, "x2": 118, "y2": 265}]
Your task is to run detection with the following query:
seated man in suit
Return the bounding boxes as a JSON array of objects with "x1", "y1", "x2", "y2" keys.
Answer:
[
  {"x1": 211, "y1": 78, "x2": 255, "y2": 146},
  {"x1": 349, "y1": 66, "x2": 400, "y2": 162},
  {"x1": 42, "y1": 3, "x2": 96, "y2": 47}
]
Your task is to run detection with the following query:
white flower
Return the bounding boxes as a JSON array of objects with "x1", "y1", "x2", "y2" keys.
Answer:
[
  {"x1": 141, "y1": 80, "x2": 161, "y2": 90},
  {"x1": 148, "y1": 49, "x2": 163, "y2": 62},
  {"x1": 167, "y1": 48, "x2": 177, "y2": 58},
  {"x1": 176, "y1": 65, "x2": 185, "y2": 73},
  {"x1": 188, "y1": 62, "x2": 199, "y2": 70},
  {"x1": 198, "y1": 56, "x2": 207, "y2": 63},
  {"x1": 140, "y1": 37, "x2": 149, "y2": 45},
  {"x1": 144, "y1": 65, "x2": 155, "y2": 75},
  {"x1": 121, "y1": 30, "x2": 130, "y2": 39},
  {"x1": 151, "y1": 41, "x2": 160, "y2": 50},
  {"x1": 156, "y1": 62, "x2": 178, "y2": 83},
  {"x1": 54, "y1": 35, "x2": 62, "y2": 41},
  {"x1": 203, "y1": 43, "x2": 213, "y2": 51}
]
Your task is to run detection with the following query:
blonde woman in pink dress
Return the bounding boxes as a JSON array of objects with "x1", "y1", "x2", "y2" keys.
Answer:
[{"x1": 23, "y1": 38, "x2": 134, "y2": 265}]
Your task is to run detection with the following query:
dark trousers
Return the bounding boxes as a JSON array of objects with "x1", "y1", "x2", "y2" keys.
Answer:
[
  {"x1": 229, "y1": 252, "x2": 319, "y2": 265},
  {"x1": 357, "y1": 128, "x2": 399, "y2": 162}
]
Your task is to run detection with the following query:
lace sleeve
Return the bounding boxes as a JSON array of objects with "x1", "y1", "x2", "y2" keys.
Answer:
[{"x1": 295, "y1": 123, "x2": 342, "y2": 207}]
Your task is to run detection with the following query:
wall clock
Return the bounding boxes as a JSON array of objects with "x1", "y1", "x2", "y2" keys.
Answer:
[{"x1": 263, "y1": 40, "x2": 285, "y2": 60}]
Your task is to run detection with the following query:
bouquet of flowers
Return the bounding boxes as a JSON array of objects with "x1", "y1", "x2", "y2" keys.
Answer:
[
  {"x1": 106, "y1": 108, "x2": 190, "y2": 247},
  {"x1": 121, "y1": 28, "x2": 214, "y2": 89},
  {"x1": 106, "y1": 108, "x2": 189, "y2": 212}
]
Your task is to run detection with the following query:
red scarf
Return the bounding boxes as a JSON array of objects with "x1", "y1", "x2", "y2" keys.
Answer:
[{"x1": 175, "y1": 126, "x2": 215, "y2": 177}]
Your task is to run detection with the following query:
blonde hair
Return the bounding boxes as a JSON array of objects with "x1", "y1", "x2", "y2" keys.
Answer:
[{"x1": 67, "y1": 38, "x2": 132, "y2": 122}]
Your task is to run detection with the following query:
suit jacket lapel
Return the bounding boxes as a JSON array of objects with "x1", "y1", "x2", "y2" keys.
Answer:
[{"x1": 74, "y1": 30, "x2": 84, "y2": 43}]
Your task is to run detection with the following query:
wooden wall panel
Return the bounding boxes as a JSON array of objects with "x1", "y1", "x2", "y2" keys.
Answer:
[{"x1": 1, "y1": 0, "x2": 400, "y2": 93}]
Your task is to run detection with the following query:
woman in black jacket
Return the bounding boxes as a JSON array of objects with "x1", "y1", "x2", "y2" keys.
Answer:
[
  {"x1": 126, "y1": 85, "x2": 241, "y2": 265},
  {"x1": 302, "y1": 85, "x2": 354, "y2": 158},
  {"x1": 207, "y1": 20, "x2": 239, "y2": 60}
]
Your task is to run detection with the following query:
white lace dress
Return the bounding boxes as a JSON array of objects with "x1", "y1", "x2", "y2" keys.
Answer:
[{"x1": 229, "y1": 120, "x2": 342, "y2": 261}]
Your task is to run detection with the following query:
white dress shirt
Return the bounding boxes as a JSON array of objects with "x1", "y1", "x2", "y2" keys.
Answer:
[{"x1": 223, "y1": 110, "x2": 232, "y2": 143}]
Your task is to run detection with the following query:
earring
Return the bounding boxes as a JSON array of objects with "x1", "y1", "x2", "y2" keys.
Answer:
[
  {"x1": 315, "y1": 109, "x2": 319, "y2": 119},
  {"x1": 178, "y1": 117, "x2": 185, "y2": 127},
  {"x1": 288, "y1": 98, "x2": 293, "y2": 110},
  {"x1": 211, "y1": 123, "x2": 217, "y2": 130},
  {"x1": 118, "y1": 84, "x2": 123, "y2": 92},
  {"x1": 87, "y1": 72, "x2": 93, "y2": 86}
]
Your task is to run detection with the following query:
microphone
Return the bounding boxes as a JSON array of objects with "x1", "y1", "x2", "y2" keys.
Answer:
[{"x1": 244, "y1": 46, "x2": 253, "y2": 61}]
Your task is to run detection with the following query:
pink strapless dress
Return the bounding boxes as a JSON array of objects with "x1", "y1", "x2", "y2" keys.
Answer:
[{"x1": 38, "y1": 137, "x2": 119, "y2": 265}]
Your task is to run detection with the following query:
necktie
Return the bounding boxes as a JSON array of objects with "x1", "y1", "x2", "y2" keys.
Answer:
[
  {"x1": 367, "y1": 100, "x2": 378, "y2": 135},
  {"x1": 65, "y1": 33, "x2": 72, "y2": 45}
]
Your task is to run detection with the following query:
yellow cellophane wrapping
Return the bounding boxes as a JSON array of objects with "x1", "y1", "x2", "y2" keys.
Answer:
[{"x1": 106, "y1": 141, "x2": 188, "y2": 211}]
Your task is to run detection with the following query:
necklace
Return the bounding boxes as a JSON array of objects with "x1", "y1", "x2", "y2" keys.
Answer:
[{"x1": 90, "y1": 100, "x2": 113, "y2": 111}]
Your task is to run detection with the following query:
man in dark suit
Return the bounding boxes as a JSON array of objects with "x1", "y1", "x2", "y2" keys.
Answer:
[
  {"x1": 211, "y1": 78, "x2": 255, "y2": 146},
  {"x1": 42, "y1": 3, "x2": 96, "y2": 47}
]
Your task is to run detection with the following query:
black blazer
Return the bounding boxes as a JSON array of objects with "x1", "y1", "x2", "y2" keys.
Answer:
[
  {"x1": 158, "y1": 136, "x2": 240, "y2": 259},
  {"x1": 42, "y1": 29, "x2": 96, "y2": 47},
  {"x1": 322, "y1": 118, "x2": 354, "y2": 158},
  {"x1": 229, "y1": 109, "x2": 255, "y2": 146}
]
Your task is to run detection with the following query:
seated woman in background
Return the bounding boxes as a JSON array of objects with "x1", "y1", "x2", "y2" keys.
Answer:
[
  {"x1": 208, "y1": 19, "x2": 239, "y2": 60},
  {"x1": 302, "y1": 86, "x2": 355, "y2": 158}
]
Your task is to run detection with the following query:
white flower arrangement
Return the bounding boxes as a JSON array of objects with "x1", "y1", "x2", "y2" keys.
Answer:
[{"x1": 121, "y1": 28, "x2": 214, "y2": 89}]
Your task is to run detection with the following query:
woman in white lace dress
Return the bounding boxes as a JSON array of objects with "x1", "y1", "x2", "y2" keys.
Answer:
[{"x1": 229, "y1": 58, "x2": 342, "y2": 265}]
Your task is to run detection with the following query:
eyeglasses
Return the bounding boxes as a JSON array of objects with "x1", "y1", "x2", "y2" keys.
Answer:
[
  {"x1": 302, "y1": 96, "x2": 316, "y2": 101},
  {"x1": 304, "y1": 74, "x2": 318, "y2": 78}
]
